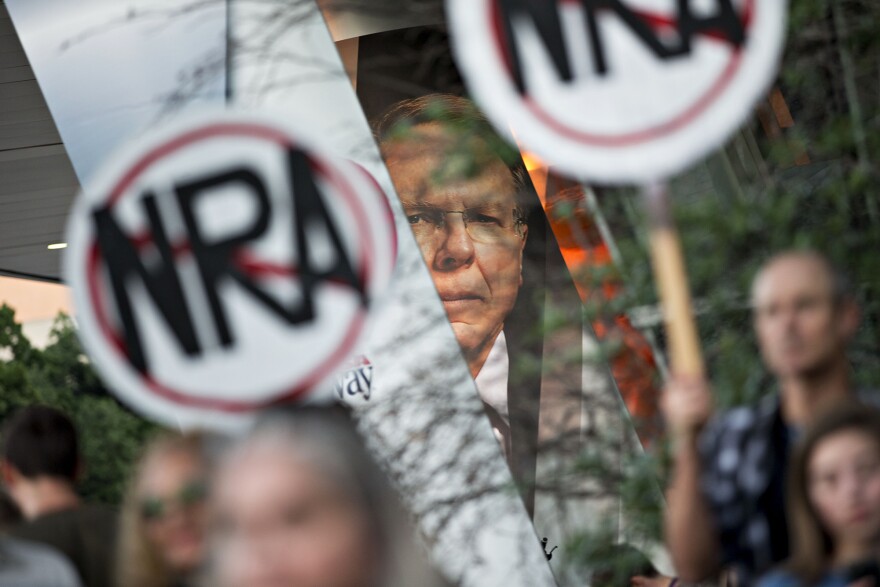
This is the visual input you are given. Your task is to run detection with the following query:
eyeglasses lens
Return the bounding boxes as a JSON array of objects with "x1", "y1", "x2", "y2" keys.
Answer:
[{"x1": 406, "y1": 207, "x2": 521, "y2": 244}]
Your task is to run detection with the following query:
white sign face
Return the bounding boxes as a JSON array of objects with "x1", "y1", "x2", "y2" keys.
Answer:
[
  {"x1": 448, "y1": 0, "x2": 787, "y2": 183},
  {"x1": 64, "y1": 111, "x2": 396, "y2": 429}
]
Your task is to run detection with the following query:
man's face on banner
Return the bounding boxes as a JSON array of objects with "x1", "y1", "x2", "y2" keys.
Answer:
[{"x1": 383, "y1": 123, "x2": 527, "y2": 376}]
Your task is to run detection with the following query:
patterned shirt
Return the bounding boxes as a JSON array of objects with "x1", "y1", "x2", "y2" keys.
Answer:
[
  {"x1": 699, "y1": 391, "x2": 879, "y2": 585},
  {"x1": 699, "y1": 394, "x2": 789, "y2": 585}
]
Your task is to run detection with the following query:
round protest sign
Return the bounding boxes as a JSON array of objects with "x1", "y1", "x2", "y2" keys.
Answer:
[
  {"x1": 448, "y1": 0, "x2": 788, "y2": 183},
  {"x1": 64, "y1": 111, "x2": 396, "y2": 429}
]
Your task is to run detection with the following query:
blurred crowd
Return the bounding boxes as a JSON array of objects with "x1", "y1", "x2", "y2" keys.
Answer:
[
  {"x1": 0, "y1": 96, "x2": 877, "y2": 586},
  {"x1": 0, "y1": 404, "x2": 450, "y2": 587},
  {"x1": 661, "y1": 250, "x2": 880, "y2": 587},
  {"x1": 2, "y1": 250, "x2": 878, "y2": 587}
]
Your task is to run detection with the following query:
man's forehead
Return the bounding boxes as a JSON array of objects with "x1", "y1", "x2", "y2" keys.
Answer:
[
  {"x1": 399, "y1": 179, "x2": 517, "y2": 209},
  {"x1": 382, "y1": 121, "x2": 461, "y2": 150},
  {"x1": 384, "y1": 138, "x2": 517, "y2": 207},
  {"x1": 752, "y1": 255, "x2": 834, "y2": 304}
]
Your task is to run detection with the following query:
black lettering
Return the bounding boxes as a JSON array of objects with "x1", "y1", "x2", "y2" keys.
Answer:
[
  {"x1": 358, "y1": 365, "x2": 373, "y2": 400},
  {"x1": 676, "y1": 0, "x2": 744, "y2": 52},
  {"x1": 498, "y1": 0, "x2": 574, "y2": 94},
  {"x1": 334, "y1": 365, "x2": 373, "y2": 401},
  {"x1": 93, "y1": 195, "x2": 200, "y2": 373},
  {"x1": 346, "y1": 372, "x2": 364, "y2": 396},
  {"x1": 582, "y1": 0, "x2": 689, "y2": 76},
  {"x1": 175, "y1": 151, "x2": 366, "y2": 349},
  {"x1": 287, "y1": 148, "x2": 367, "y2": 309},
  {"x1": 176, "y1": 167, "x2": 272, "y2": 347},
  {"x1": 498, "y1": 0, "x2": 746, "y2": 92}
]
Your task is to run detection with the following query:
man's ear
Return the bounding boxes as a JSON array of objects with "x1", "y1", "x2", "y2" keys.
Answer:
[{"x1": 839, "y1": 299, "x2": 861, "y2": 342}]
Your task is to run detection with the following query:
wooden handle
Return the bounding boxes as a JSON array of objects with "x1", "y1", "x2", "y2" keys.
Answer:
[{"x1": 643, "y1": 185, "x2": 705, "y2": 377}]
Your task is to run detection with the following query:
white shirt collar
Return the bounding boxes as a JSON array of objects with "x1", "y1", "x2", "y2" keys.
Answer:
[{"x1": 474, "y1": 331, "x2": 509, "y2": 423}]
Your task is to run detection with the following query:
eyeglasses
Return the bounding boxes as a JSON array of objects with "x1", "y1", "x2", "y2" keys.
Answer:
[
  {"x1": 404, "y1": 205, "x2": 525, "y2": 244},
  {"x1": 140, "y1": 479, "x2": 208, "y2": 522}
]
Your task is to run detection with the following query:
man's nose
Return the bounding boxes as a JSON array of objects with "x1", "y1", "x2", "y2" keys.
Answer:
[
  {"x1": 778, "y1": 306, "x2": 800, "y2": 333},
  {"x1": 433, "y1": 214, "x2": 475, "y2": 271}
]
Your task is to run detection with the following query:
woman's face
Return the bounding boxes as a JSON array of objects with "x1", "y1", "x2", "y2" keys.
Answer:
[
  {"x1": 808, "y1": 430, "x2": 880, "y2": 546},
  {"x1": 210, "y1": 442, "x2": 380, "y2": 587},
  {"x1": 137, "y1": 448, "x2": 208, "y2": 575}
]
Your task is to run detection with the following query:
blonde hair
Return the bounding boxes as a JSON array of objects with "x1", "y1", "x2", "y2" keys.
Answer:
[{"x1": 115, "y1": 431, "x2": 206, "y2": 587}]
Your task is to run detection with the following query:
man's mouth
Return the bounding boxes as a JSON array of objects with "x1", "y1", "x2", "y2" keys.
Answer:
[
  {"x1": 440, "y1": 293, "x2": 483, "y2": 303},
  {"x1": 440, "y1": 293, "x2": 484, "y2": 314}
]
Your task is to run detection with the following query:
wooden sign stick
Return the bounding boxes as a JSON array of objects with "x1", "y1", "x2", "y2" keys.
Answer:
[{"x1": 643, "y1": 183, "x2": 705, "y2": 378}]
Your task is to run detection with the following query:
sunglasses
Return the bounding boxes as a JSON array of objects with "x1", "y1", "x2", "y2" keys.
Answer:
[{"x1": 139, "y1": 479, "x2": 208, "y2": 522}]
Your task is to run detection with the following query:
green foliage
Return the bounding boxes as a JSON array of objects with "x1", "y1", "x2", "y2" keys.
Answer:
[
  {"x1": 595, "y1": 0, "x2": 880, "y2": 407},
  {"x1": 567, "y1": 529, "x2": 661, "y2": 586},
  {"x1": 562, "y1": 0, "x2": 880, "y2": 573},
  {"x1": 0, "y1": 304, "x2": 156, "y2": 504}
]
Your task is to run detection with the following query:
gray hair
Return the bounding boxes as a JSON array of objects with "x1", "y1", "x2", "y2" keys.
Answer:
[{"x1": 375, "y1": 93, "x2": 531, "y2": 209}]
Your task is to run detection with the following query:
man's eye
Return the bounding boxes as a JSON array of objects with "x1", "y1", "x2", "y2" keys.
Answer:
[
  {"x1": 407, "y1": 214, "x2": 431, "y2": 225},
  {"x1": 469, "y1": 213, "x2": 502, "y2": 225},
  {"x1": 407, "y1": 210, "x2": 441, "y2": 225}
]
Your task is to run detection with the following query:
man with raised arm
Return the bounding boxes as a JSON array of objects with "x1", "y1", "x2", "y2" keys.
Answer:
[{"x1": 663, "y1": 250, "x2": 868, "y2": 584}]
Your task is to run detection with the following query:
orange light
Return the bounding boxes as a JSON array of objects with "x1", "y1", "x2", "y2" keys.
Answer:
[{"x1": 520, "y1": 151, "x2": 544, "y2": 171}]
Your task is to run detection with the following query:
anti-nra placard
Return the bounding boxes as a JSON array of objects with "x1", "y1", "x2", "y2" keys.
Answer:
[
  {"x1": 448, "y1": 0, "x2": 787, "y2": 183},
  {"x1": 64, "y1": 111, "x2": 396, "y2": 429}
]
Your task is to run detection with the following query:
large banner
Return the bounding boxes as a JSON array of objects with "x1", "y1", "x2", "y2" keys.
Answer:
[
  {"x1": 354, "y1": 25, "x2": 667, "y2": 579},
  {"x1": 8, "y1": 1, "x2": 672, "y2": 584},
  {"x1": 7, "y1": 1, "x2": 558, "y2": 585}
]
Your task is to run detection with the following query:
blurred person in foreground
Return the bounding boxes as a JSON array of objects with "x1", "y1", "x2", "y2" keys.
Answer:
[
  {"x1": 0, "y1": 488, "x2": 82, "y2": 587},
  {"x1": 758, "y1": 402, "x2": 880, "y2": 586},
  {"x1": 663, "y1": 251, "x2": 871, "y2": 584},
  {"x1": 1, "y1": 405, "x2": 116, "y2": 587},
  {"x1": 116, "y1": 432, "x2": 209, "y2": 587},
  {"x1": 208, "y1": 404, "x2": 450, "y2": 587}
]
